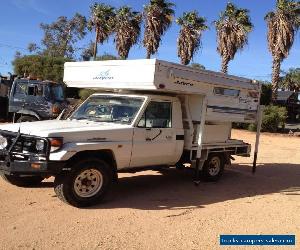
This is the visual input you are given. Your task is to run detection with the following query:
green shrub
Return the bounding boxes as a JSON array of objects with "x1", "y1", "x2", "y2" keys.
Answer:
[
  {"x1": 79, "y1": 89, "x2": 96, "y2": 100},
  {"x1": 247, "y1": 123, "x2": 257, "y2": 132},
  {"x1": 260, "y1": 83, "x2": 272, "y2": 105},
  {"x1": 248, "y1": 105, "x2": 287, "y2": 132},
  {"x1": 232, "y1": 122, "x2": 249, "y2": 129}
]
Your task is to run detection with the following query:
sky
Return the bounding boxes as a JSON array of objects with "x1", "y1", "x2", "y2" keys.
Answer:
[{"x1": 0, "y1": 0, "x2": 299, "y2": 81}]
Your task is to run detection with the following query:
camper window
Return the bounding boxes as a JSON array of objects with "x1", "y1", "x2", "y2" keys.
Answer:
[
  {"x1": 138, "y1": 101, "x2": 172, "y2": 128},
  {"x1": 214, "y1": 87, "x2": 240, "y2": 97}
]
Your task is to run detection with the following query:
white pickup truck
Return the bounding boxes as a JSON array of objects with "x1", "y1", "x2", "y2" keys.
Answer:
[{"x1": 0, "y1": 59, "x2": 262, "y2": 207}]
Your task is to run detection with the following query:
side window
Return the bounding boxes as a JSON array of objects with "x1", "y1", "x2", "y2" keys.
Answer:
[
  {"x1": 27, "y1": 85, "x2": 42, "y2": 97},
  {"x1": 27, "y1": 86, "x2": 36, "y2": 96},
  {"x1": 214, "y1": 87, "x2": 240, "y2": 97},
  {"x1": 14, "y1": 83, "x2": 27, "y2": 96},
  {"x1": 36, "y1": 86, "x2": 43, "y2": 96},
  {"x1": 138, "y1": 101, "x2": 172, "y2": 128}
]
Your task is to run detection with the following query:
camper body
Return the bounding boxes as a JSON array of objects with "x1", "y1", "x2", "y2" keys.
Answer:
[{"x1": 0, "y1": 59, "x2": 262, "y2": 207}]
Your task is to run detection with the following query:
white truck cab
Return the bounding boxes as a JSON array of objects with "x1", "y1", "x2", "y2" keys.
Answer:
[{"x1": 0, "y1": 59, "x2": 263, "y2": 207}]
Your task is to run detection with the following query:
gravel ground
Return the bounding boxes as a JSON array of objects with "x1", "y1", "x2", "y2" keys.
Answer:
[{"x1": 0, "y1": 129, "x2": 299, "y2": 250}]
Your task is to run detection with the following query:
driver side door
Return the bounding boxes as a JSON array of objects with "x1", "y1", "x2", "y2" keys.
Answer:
[{"x1": 130, "y1": 100, "x2": 176, "y2": 167}]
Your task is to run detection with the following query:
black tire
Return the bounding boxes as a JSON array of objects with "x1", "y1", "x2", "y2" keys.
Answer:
[
  {"x1": 54, "y1": 158, "x2": 112, "y2": 207},
  {"x1": 0, "y1": 173, "x2": 44, "y2": 187},
  {"x1": 201, "y1": 153, "x2": 225, "y2": 182},
  {"x1": 17, "y1": 115, "x2": 38, "y2": 123}
]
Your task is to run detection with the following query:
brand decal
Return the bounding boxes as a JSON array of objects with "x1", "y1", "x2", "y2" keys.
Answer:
[
  {"x1": 174, "y1": 80, "x2": 194, "y2": 87},
  {"x1": 93, "y1": 70, "x2": 114, "y2": 80}
]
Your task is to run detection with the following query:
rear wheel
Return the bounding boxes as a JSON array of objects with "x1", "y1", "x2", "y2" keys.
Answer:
[
  {"x1": 0, "y1": 173, "x2": 44, "y2": 187},
  {"x1": 17, "y1": 115, "x2": 38, "y2": 123},
  {"x1": 201, "y1": 153, "x2": 225, "y2": 182},
  {"x1": 54, "y1": 158, "x2": 112, "y2": 207}
]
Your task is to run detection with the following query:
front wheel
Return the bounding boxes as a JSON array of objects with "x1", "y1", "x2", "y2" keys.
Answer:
[
  {"x1": 54, "y1": 159, "x2": 112, "y2": 207},
  {"x1": 0, "y1": 173, "x2": 44, "y2": 187},
  {"x1": 201, "y1": 153, "x2": 225, "y2": 182}
]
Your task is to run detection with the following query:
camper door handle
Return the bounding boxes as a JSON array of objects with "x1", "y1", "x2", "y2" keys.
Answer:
[{"x1": 166, "y1": 135, "x2": 172, "y2": 140}]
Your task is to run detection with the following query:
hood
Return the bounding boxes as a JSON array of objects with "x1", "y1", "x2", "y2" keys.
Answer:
[{"x1": 0, "y1": 120, "x2": 133, "y2": 143}]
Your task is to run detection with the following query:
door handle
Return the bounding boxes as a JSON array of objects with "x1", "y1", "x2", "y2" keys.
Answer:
[
  {"x1": 145, "y1": 129, "x2": 162, "y2": 141},
  {"x1": 166, "y1": 135, "x2": 173, "y2": 140}
]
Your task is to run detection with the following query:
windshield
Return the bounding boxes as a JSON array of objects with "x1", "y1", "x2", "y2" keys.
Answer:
[
  {"x1": 71, "y1": 95, "x2": 144, "y2": 124},
  {"x1": 51, "y1": 85, "x2": 65, "y2": 101}
]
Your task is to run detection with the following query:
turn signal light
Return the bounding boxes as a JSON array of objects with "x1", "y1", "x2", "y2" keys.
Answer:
[
  {"x1": 52, "y1": 105, "x2": 60, "y2": 114},
  {"x1": 31, "y1": 163, "x2": 41, "y2": 169},
  {"x1": 49, "y1": 138, "x2": 63, "y2": 152}
]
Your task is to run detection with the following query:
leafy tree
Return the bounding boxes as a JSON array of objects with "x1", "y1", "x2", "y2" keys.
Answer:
[
  {"x1": 280, "y1": 68, "x2": 300, "y2": 91},
  {"x1": 14, "y1": 51, "x2": 22, "y2": 59},
  {"x1": 215, "y1": 3, "x2": 253, "y2": 74},
  {"x1": 13, "y1": 55, "x2": 71, "y2": 82},
  {"x1": 27, "y1": 43, "x2": 40, "y2": 53},
  {"x1": 95, "y1": 54, "x2": 119, "y2": 61},
  {"x1": 114, "y1": 6, "x2": 142, "y2": 59},
  {"x1": 190, "y1": 63, "x2": 206, "y2": 70},
  {"x1": 40, "y1": 13, "x2": 87, "y2": 58},
  {"x1": 81, "y1": 41, "x2": 95, "y2": 61},
  {"x1": 260, "y1": 82, "x2": 273, "y2": 105},
  {"x1": 143, "y1": 0, "x2": 175, "y2": 59},
  {"x1": 176, "y1": 11, "x2": 208, "y2": 65},
  {"x1": 265, "y1": 0, "x2": 300, "y2": 100},
  {"x1": 88, "y1": 3, "x2": 115, "y2": 60}
]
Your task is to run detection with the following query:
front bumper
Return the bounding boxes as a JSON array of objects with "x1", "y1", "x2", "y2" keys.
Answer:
[
  {"x1": 0, "y1": 159, "x2": 66, "y2": 175},
  {"x1": 0, "y1": 130, "x2": 66, "y2": 175}
]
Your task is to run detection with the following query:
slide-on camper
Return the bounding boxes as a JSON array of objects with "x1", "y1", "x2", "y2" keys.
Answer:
[{"x1": 0, "y1": 59, "x2": 263, "y2": 207}]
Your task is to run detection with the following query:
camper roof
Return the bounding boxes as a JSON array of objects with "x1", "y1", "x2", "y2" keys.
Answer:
[{"x1": 64, "y1": 59, "x2": 259, "y2": 94}]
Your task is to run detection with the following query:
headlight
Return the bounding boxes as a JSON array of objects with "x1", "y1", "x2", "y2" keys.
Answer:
[
  {"x1": 0, "y1": 135, "x2": 8, "y2": 150},
  {"x1": 36, "y1": 139, "x2": 45, "y2": 151},
  {"x1": 49, "y1": 138, "x2": 63, "y2": 152}
]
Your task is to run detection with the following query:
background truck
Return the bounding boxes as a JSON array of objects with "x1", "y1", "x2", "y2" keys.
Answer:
[
  {"x1": 275, "y1": 91, "x2": 300, "y2": 121},
  {"x1": 1, "y1": 76, "x2": 67, "y2": 122},
  {"x1": 0, "y1": 75, "x2": 14, "y2": 120},
  {"x1": 0, "y1": 59, "x2": 262, "y2": 207}
]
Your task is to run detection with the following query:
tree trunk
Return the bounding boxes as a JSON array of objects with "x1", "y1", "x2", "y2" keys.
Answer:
[
  {"x1": 146, "y1": 51, "x2": 151, "y2": 59},
  {"x1": 221, "y1": 55, "x2": 229, "y2": 74},
  {"x1": 63, "y1": 28, "x2": 72, "y2": 58},
  {"x1": 93, "y1": 31, "x2": 98, "y2": 61},
  {"x1": 271, "y1": 57, "x2": 281, "y2": 103}
]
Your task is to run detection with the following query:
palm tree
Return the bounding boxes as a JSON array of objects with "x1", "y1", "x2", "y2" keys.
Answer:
[
  {"x1": 88, "y1": 3, "x2": 115, "y2": 60},
  {"x1": 176, "y1": 11, "x2": 208, "y2": 65},
  {"x1": 143, "y1": 0, "x2": 175, "y2": 59},
  {"x1": 265, "y1": 0, "x2": 300, "y2": 101},
  {"x1": 114, "y1": 7, "x2": 142, "y2": 59},
  {"x1": 280, "y1": 68, "x2": 300, "y2": 91},
  {"x1": 215, "y1": 3, "x2": 253, "y2": 74}
]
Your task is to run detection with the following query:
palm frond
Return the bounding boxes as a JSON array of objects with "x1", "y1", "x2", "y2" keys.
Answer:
[
  {"x1": 114, "y1": 6, "x2": 142, "y2": 59},
  {"x1": 176, "y1": 11, "x2": 208, "y2": 65},
  {"x1": 143, "y1": 0, "x2": 175, "y2": 58}
]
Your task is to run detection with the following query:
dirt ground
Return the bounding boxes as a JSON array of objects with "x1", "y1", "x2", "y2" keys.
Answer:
[{"x1": 0, "y1": 129, "x2": 299, "y2": 250}]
